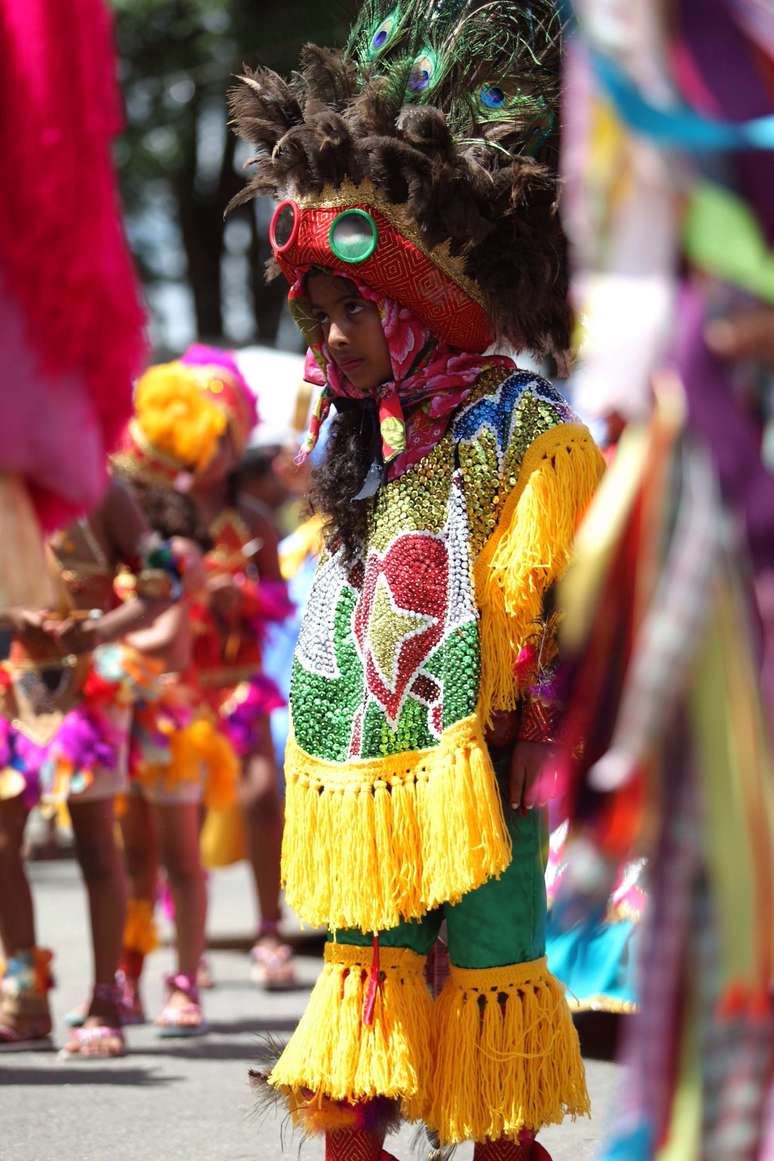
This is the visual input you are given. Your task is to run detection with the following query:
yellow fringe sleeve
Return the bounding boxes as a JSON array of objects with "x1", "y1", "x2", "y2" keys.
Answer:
[
  {"x1": 269, "y1": 942, "x2": 433, "y2": 1113},
  {"x1": 122, "y1": 899, "x2": 158, "y2": 956},
  {"x1": 423, "y1": 957, "x2": 590, "y2": 1145},
  {"x1": 282, "y1": 714, "x2": 511, "y2": 933},
  {"x1": 280, "y1": 514, "x2": 324, "y2": 581},
  {"x1": 474, "y1": 423, "x2": 605, "y2": 725}
]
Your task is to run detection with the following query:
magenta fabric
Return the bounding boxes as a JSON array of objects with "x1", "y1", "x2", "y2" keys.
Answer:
[{"x1": 0, "y1": 0, "x2": 145, "y2": 529}]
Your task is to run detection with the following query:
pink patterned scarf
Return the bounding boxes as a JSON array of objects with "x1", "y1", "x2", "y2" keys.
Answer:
[{"x1": 294, "y1": 276, "x2": 512, "y2": 482}]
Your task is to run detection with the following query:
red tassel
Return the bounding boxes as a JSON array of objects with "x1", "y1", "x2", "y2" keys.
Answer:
[
  {"x1": 362, "y1": 935, "x2": 380, "y2": 1027},
  {"x1": 749, "y1": 989, "x2": 772, "y2": 1023},
  {"x1": 716, "y1": 980, "x2": 748, "y2": 1020}
]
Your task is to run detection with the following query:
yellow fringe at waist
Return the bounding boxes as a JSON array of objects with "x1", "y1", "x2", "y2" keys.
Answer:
[
  {"x1": 423, "y1": 956, "x2": 590, "y2": 1145},
  {"x1": 269, "y1": 942, "x2": 433, "y2": 1111},
  {"x1": 282, "y1": 714, "x2": 511, "y2": 932}
]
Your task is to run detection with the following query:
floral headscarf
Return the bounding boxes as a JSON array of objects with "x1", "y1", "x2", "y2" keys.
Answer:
[{"x1": 292, "y1": 274, "x2": 513, "y2": 483}]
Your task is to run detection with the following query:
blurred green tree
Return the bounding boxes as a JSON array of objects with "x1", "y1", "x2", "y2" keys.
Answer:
[{"x1": 110, "y1": 0, "x2": 350, "y2": 350}]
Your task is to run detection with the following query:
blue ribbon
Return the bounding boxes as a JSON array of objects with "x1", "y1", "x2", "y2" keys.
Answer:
[
  {"x1": 559, "y1": 0, "x2": 774, "y2": 153},
  {"x1": 593, "y1": 51, "x2": 774, "y2": 152}
]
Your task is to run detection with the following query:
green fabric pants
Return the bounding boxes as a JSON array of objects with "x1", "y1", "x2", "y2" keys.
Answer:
[{"x1": 331, "y1": 749, "x2": 548, "y2": 969}]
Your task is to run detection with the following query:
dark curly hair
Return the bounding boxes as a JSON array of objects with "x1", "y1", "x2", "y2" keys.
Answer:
[
  {"x1": 310, "y1": 407, "x2": 377, "y2": 567},
  {"x1": 123, "y1": 476, "x2": 213, "y2": 552}
]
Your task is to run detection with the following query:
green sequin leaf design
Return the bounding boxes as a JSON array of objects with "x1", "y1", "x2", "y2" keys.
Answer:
[{"x1": 290, "y1": 586, "x2": 364, "y2": 763}]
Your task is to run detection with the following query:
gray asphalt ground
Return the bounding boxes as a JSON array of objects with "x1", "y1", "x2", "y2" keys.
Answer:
[{"x1": 0, "y1": 858, "x2": 620, "y2": 1161}]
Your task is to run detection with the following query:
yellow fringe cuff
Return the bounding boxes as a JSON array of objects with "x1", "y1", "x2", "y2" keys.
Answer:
[
  {"x1": 269, "y1": 942, "x2": 433, "y2": 1110},
  {"x1": 282, "y1": 714, "x2": 511, "y2": 932},
  {"x1": 122, "y1": 899, "x2": 158, "y2": 956},
  {"x1": 474, "y1": 424, "x2": 605, "y2": 725},
  {"x1": 423, "y1": 956, "x2": 590, "y2": 1145}
]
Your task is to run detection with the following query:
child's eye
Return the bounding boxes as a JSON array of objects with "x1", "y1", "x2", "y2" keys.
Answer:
[
  {"x1": 312, "y1": 312, "x2": 329, "y2": 326},
  {"x1": 346, "y1": 300, "x2": 365, "y2": 316}
]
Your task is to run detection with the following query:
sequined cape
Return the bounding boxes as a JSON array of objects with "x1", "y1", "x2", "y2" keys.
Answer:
[{"x1": 283, "y1": 367, "x2": 605, "y2": 933}]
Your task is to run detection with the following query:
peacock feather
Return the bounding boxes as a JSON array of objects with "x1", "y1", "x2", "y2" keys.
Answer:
[{"x1": 345, "y1": 0, "x2": 562, "y2": 160}]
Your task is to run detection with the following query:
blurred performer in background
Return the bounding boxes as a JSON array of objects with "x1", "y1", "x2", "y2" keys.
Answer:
[
  {"x1": 122, "y1": 349, "x2": 294, "y2": 990},
  {"x1": 110, "y1": 446, "x2": 239, "y2": 1037},
  {"x1": 228, "y1": 1, "x2": 605, "y2": 1157},
  {"x1": 0, "y1": 480, "x2": 180, "y2": 1057}
]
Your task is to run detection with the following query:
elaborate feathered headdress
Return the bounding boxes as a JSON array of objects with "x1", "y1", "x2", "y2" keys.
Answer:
[{"x1": 227, "y1": 1, "x2": 569, "y2": 356}]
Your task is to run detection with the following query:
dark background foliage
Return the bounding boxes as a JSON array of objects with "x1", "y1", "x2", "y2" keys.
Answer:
[{"x1": 111, "y1": 0, "x2": 351, "y2": 354}]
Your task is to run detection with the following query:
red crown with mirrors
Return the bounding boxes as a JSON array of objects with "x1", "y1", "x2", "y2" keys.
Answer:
[
  {"x1": 228, "y1": 2, "x2": 568, "y2": 362},
  {"x1": 269, "y1": 181, "x2": 495, "y2": 353}
]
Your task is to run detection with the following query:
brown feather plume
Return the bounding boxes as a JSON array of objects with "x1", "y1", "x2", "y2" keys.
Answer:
[{"x1": 227, "y1": 26, "x2": 571, "y2": 355}]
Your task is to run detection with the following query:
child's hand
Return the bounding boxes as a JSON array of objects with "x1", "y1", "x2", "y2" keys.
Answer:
[
  {"x1": 509, "y1": 741, "x2": 559, "y2": 813},
  {"x1": 47, "y1": 616, "x2": 102, "y2": 655},
  {"x1": 5, "y1": 609, "x2": 59, "y2": 655}
]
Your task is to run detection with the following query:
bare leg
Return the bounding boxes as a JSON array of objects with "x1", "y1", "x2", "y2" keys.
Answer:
[
  {"x1": 238, "y1": 715, "x2": 283, "y2": 930},
  {"x1": 0, "y1": 796, "x2": 34, "y2": 954},
  {"x1": 154, "y1": 801, "x2": 205, "y2": 982},
  {"x1": 117, "y1": 792, "x2": 159, "y2": 1019},
  {"x1": 238, "y1": 715, "x2": 295, "y2": 987},
  {"x1": 0, "y1": 796, "x2": 52, "y2": 1042},
  {"x1": 153, "y1": 801, "x2": 206, "y2": 1030},
  {"x1": 119, "y1": 793, "x2": 159, "y2": 911},
  {"x1": 68, "y1": 796, "x2": 126, "y2": 1051}
]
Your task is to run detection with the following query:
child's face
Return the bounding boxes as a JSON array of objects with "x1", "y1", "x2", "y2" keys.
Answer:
[{"x1": 306, "y1": 272, "x2": 392, "y2": 393}]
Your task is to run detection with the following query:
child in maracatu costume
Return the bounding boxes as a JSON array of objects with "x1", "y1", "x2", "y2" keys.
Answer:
[
  {"x1": 112, "y1": 419, "x2": 241, "y2": 1036},
  {"x1": 0, "y1": 479, "x2": 181, "y2": 1056},
  {"x1": 125, "y1": 347, "x2": 294, "y2": 988},
  {"x1": 227, "y1": 2, "x2": 605, "y2": 1157}
]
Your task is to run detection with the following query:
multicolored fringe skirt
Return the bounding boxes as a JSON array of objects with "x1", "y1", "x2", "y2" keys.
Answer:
[{"x1": 0, "y1": 644, "x2": 160, "y2": 808}]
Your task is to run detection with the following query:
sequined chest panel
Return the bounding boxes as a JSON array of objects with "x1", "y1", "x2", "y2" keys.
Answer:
[{"x1": 290, "y1": 370, "x2": 576, "y2": 765}]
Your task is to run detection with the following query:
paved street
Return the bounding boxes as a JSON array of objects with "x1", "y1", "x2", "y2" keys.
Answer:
[{"x1": 1, "y1": 858, "x2": 620, "y2": 1161}]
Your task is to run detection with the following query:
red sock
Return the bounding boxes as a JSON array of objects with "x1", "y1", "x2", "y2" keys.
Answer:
[
  {"x1": 325, "y1": 1128, "x2": 385, "y2": 1161},
  {"x1": 474, "y1": 1132, "x2": 543, "y2": 1161}
]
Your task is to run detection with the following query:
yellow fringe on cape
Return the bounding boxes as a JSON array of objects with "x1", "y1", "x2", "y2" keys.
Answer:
[
  {"x1": 475, "y1": 424, "x2": 605, "y2": 726},
  {"x1": 269, "y1": 943, "x2": 433, "y2": 1112},
  {"x1": 122, "y1": 899, "x2": 158, "y2": 956},
  {"x1": 422, "y1": 957, "x2": 590, "y2": 1145},
  {"x1": 282, "y1": 714, "x2": 511, "y2": 933},
  {"x1": 280, "y1": 514, "x2": 324, "y2": 581}
]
